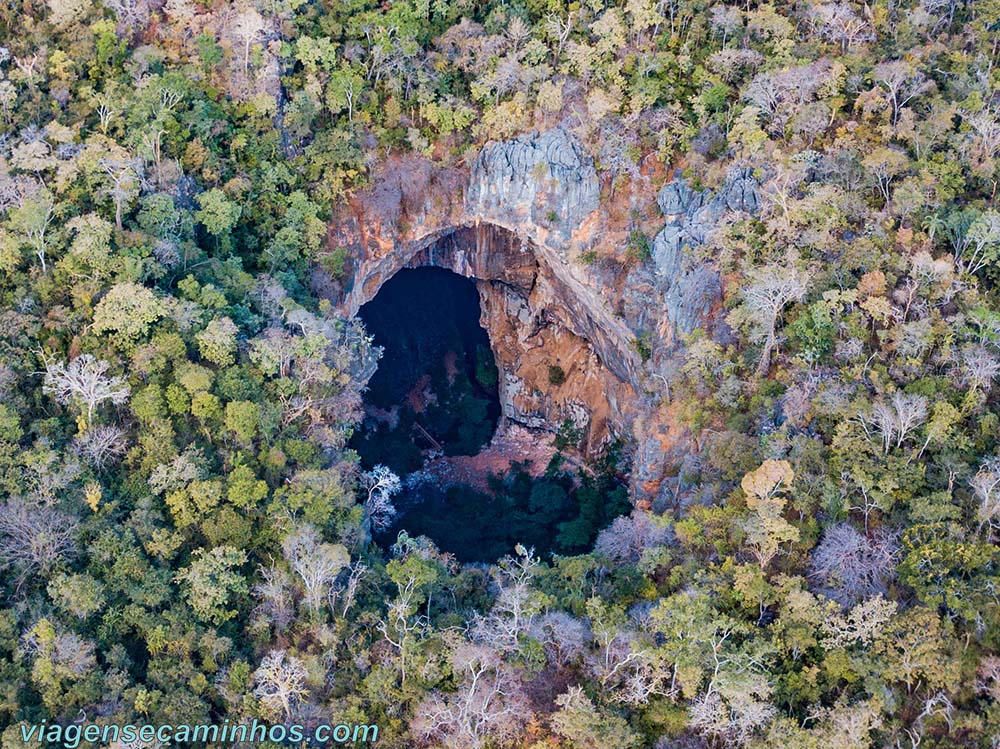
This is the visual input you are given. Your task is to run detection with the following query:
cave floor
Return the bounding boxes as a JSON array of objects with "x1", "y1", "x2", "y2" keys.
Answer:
[{"x1": 413, "y1": 424, "x2": 558, "y2": 492}]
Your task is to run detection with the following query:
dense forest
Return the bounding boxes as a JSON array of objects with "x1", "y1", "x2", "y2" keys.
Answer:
[{"x1": 1, "y1": 0, "x2": 1000, "y2": 747}]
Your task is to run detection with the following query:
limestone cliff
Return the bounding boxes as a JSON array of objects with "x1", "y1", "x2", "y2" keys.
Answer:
[
  {"x1": 651, "y1": 168, "x2": 760, "y2": 337},
  {"x1": 466, "y1": 127, "x2": 601, "y2": 243},
  {"x1": 322, "y1": 129, "x2": 762, "y2": 501}
]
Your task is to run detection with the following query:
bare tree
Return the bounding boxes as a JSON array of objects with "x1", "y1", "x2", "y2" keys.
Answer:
[
  {"x1": 281, "y1": 524, "x2": 350, "y2": 616},
  {"x1": 13, "y1": 54, "x2": 41, "y2": 87},
  {"x1": 589, "y1": 606, "x2": 646, "y2": 692},
  {"x1": 141, "y1": 127, "x2": 166, "y2": 183},
  {"x1": 814, "y1": 698, "x2": 885, "y2": 748},
  {"x1": 360, "y1": 465, "x2": 401, "y2": 532},
  {"x1": 471, "y1": 546, "x2": 544, "y2": 654},
  {"x1": 737, "y1": 263, "x2": 810, "y2": 376},
  {"x1": 71, "y1": 425, "x2": 128, "y2": 470},
  {"x1": 252, "y1": 564, "x2": 295, "y2": 634},
  {"x1": 975, "y1": 655, "x2": 1000, "y2": 702},
  {"x1": 920, "y1": 0, "x2": 960, "y2": 34},
  {"x1": 761, "y1": 161, "x2": 809, "y2": 229},
  {"x1": 744, "y1": 73, "x2": 782, "y2": 119},
  {"x1": 688, "y1": 676, "x2": 777, "y2": 747},
  {"x1": 615, "y1": 653, "x2": 676, "y2": 706},
  {"x1": 863, "y1": 392, "x2": 928, "y2": 453},
  {"x1": 872, "y1": 60, "x2": 934, "y2": 126},
  {"x1": 0, "y1": 500, "x2": 79, "y2": 588},
  {"x1": 963, "y1": 107, "x2": 1000, "y2": 163},
  {"x1": 413, "y1": 640, "x2": 530, "y2": 749},
  {"x1": 654, "y1": 0, "x2": 687, "y2": 37},
  {"x1": 810, "y1": 522, "x2": 899, "y2": 606},
  {"x1": 42, "y1": 354, "x2": 131, "y2": 429},
  {"x1": 529, "y1": 611, "x2": 591, "y2": 668},
  {"x1": 95, "y1": 94, "x2": 117, "y2": 134},
  {"x1": 544, "y1": 9, "x2": 575, "y2": 58},
  {"x1": 252, "y1": 649, "x2": 308, "y2": 720},
  {"x1": 900, "y1": 692, "x2": 955, "y2": 748},
  {"x1": 231, "y1": 4, "x2": 267, "y2": 72},
  {"x1": 504, "y1": 15, "x2": 531, "y2": 50},
  {"x1": 105, "y1": 0, "x2": 151, "y2": 37},
  {"x1": 477, "y1": 54, "x2": 524, "y2": 105},
  {"x1": 957, "y1": 344, "x2": 1000, "y2": 395},
  {"x1": 709, "y1": 5, "x2": 743, "y2": 47},
  {"x1": 331, "y1": 559, "x2": 368, "y2": 618},
  {"x1": 0, "y1": 80, "x2": 15, "y2": 124},
  {"x1": 810, "y1": 1, "x2": 874, "y2": 53},
  {"x1": 98, "y1": 157, "x2": 143, "y2": 230},
  {"x1": 586, "y1": 601, "x2": 674, "y2": 707},
  {"x1": 594, "y1": 510, "x2": 673, "y2": 564},
  {"x1": 970, "y1": 457, "x2": 1000, "y2": 540}
]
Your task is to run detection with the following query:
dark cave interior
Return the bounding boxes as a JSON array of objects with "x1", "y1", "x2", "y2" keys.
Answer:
[
  {"x1": 350, "y1": 266, "x2": 501, "y2": 475},
  {"x1": 350, "y1": 265, "x2": 629, "y2": 563}
]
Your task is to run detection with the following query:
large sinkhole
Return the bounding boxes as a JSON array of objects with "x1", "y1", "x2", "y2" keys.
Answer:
[{"x1": 350, "y1": 265, "x2": 630, "y2": 563}]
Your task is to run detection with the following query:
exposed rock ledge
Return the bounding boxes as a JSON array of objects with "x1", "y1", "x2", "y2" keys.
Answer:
[{"x1": 321, "y1": 129, "x2": 762, "y2": 501}]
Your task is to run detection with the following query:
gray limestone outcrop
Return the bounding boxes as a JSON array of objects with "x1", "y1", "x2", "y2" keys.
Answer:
[
  {"x1": 466, "y1": 128, "x2": 600, "y2": 242},
  {"x1": 717, "y1": 166, "x2": 761, "y2": 214},
  {"x1": 650, "y1": 167, "x2": 761, "y2": 337}
]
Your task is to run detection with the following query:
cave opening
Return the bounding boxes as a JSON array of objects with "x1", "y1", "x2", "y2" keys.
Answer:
[
  {"x1": 351, "y1": 266, "x2": 501, "y2": 476},
  {"x1": 350, "y1": 264, "x2": 632, "y2": 564}
]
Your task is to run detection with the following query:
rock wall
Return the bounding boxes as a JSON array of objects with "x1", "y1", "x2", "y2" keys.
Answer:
[
  {"x1": 401, "y1": 224, "x2": 631, "y2": 448},
  {"x1": 322, "y1": 129, "x2": 762, "y2": 499},
  {"x1": 466, "y1": 128, "x2": 600, "y2": 243},
  {"x1": 651, "y1": 168, "x2": 760, "y2": 339},
  {"x1": 626, "y1": 168, "x2": 762, "y2": 503}
]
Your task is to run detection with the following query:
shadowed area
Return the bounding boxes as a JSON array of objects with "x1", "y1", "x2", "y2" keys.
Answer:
[
  {"x1": 350, "y1": 266, "x2": 629, "y2": 563},
  {"x1": 351, "y1": 266, "x2": 501, "y2": 475}
]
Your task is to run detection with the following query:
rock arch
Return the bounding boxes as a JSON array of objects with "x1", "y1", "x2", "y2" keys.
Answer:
[{"x1": 341, "y1": 221, "x2": 637, "y2": 453}]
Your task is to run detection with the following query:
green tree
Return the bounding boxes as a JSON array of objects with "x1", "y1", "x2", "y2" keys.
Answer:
[
  {"x1": 196, "y1": 317, "x2": 239, "y2": 367},
  {"x1": 92, "y1": 282, "x2": 164, "y2": 348},
  {"x1": 195, "y1": 189, "x2": 241, "y2": 237},
  {"x1": 175, "y1": 546, "x2": 248, "y2": 624},
  {"x1": 551, "y1": 686, "x2": 641, "y2": 749}
]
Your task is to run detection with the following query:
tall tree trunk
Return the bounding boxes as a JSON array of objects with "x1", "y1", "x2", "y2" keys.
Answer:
[{"x1": 756, "y1": 325, "x2": 776, "y2": 377}]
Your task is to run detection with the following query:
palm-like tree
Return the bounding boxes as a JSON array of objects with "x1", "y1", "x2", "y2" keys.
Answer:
[{"x1": 922, "y1": 212, "x2": 947, "y2": 245}]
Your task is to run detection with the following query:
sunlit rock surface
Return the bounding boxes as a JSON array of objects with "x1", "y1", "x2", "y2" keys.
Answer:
[{"x1": 466, "y1": 127, "x2": 601, "y2": 242}]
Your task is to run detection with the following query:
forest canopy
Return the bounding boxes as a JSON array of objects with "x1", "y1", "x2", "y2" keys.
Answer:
[{"x1": 0, "y1": 0, "x2": 999, "y2": 747}]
